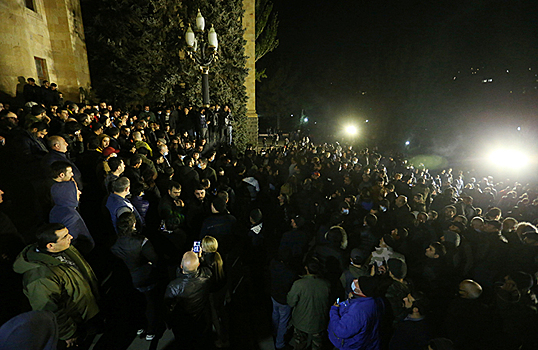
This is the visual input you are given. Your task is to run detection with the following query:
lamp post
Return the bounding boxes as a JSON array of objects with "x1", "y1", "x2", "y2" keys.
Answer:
[{"x1": 184, "y1": 9, "x2": 218, "y2": 107}]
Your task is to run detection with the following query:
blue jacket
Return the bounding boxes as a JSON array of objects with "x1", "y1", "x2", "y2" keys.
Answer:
[
  {"x1": 106, "y1": 193, "x2": 144, "y2": 230},
  {"x1": 49, "y1": 181, "x2": 94, "y2": 254},
  {"x1": 328, "y1": 296, "x2": 385, "y2": 350}
]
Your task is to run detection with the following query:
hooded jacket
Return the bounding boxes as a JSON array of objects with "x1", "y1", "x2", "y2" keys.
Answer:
[
  {"x1": 328, "y1": 296, "x2": 385, "y2": 350},
  {"x1": 13, "y1": 244, "x2": 99, "y2": 340},
  {"x1": 49, "y1": 181, "x2": 94, "y2": 254}
]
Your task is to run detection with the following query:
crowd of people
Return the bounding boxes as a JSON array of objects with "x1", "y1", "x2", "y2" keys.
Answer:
[{"x1": 0, "y1": 80, "x2": 538, "y2": 350}]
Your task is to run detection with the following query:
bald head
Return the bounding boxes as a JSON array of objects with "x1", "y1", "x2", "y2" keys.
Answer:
[
  {"x1": 459, "y1": 279, "x2": 482, "y2": 299},
  {"x1": 181, "y1": 251, "x2": 199, "y2": 274},
  {"x1": 48, "y1": 135, "x2": 68, "y2": 153}
]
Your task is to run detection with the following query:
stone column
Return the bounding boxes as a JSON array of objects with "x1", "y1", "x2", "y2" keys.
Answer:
[{"x1": 242, "y1": 0, "x2": 258, "y2": 146}]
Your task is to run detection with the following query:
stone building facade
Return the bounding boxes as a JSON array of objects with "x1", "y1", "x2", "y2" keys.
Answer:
[
  {"x1": 0, "y1": 0, "x2": 91, "y2": 104},
  {"x1": 1, "y1": 0, "x2": 257, "y2": 141}
]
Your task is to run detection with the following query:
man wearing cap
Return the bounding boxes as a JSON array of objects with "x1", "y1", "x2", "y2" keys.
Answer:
[
  {"x1": 24, "y1": 105, "x2": 50, "y2": 129},
  {"x1": 385, "y1": 258, "x2": 411, "y2": 325},
  {"x1": 340, "y1": 249, "x2": 370, "y2": 295},
  {"x1": 18, "y1": 121, "x2": 49, "y2": 162},
  {"x1": 328, "y1": 275, "x2": 386, "y2": 350}
]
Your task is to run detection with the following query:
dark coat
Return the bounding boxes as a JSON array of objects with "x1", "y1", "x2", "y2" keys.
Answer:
[
  {"x1": 49, "y1": 181, "x2": 94, "y2": 255},
  {"x1": 199, "y1": 213, "x2": 237, "y2": 255},
  {"x1": 110, "y1": 235, "x2": 158, "y2": 288},
  {"x1": 165, "y1": 267, "x2": 212, "y2": 322}
]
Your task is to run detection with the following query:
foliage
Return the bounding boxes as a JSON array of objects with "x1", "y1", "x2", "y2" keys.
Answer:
[
  {"x1": 81, "y1": 0, "x2": 249, "y2": 149},
  {"x1": 255, "y1": 0, "x2": 279, "y2": 81}
]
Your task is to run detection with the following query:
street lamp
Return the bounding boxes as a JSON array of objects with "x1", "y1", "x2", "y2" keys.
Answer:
[{"x1": 184, "y1": 9, "x2": 218, "y2": 107}]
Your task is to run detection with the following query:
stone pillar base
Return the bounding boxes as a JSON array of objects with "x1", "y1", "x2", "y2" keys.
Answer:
[{"x1": 246, "y1": 113, "x2": 258, "y2": 147}]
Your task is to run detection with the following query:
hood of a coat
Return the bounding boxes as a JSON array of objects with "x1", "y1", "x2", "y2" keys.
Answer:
[
  {"x1": 51, "y1": 181, "x2": 78, "y2": 207},
  {"x1": 13, "y1": 244, "x2": 63, "y2": 275}
]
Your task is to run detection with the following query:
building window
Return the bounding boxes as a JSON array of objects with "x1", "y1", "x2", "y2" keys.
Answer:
[
  {"x1": 25, "y1": 0, "x2": 36, "y2": 11},
  {"x1": 34, "y1": 57, "x2": 48, "y2": 83}
]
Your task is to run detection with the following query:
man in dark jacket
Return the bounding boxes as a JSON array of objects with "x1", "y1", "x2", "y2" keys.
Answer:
[
  {"x1": 17, "y1": 121, "x2": 49, "y2": 162},
  {"x1": 158, "y1": 181, "x2": 186, "y2": 230},
  {"x1": 199, "y1": 197, "x2": 237, "y2": 256},
  {"x1": 165, "y1": 251, "x2": 212, "y2": 349},
  {"x1": 49, "y1": 179, "x2": 94, "y2": 255},
  {"x1": 389, "y1": 291, "x2": 431, "y2": 350},
  {"x1": 270, "y1": 249, "x2": 298, "y2": 350},
  {"x1": 173, "y1": 156, "x2": 200, "y2": 199}
]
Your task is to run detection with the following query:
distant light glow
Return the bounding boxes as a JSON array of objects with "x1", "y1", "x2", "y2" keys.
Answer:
[
  {"x1": 345, "y1": 125, "x2": 358, "y2": 135},
  {"x1": 488, "y1": 149, "x2": 529, "y2": 169},
  {"x1": 303, "y1": 117, "x2": 309, "y2": 122},
  {"x1": 405, "y1": 141, "x2": 410, "y2": 146},
  {"x1": 365, "y1": 120, "x2": 369, "y2": 123},
  {"x1": 517, "y1": 126, "x2": 521, "y2": 131}
]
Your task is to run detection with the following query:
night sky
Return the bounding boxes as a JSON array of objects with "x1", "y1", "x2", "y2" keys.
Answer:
[{"x1": 258, "y1": 0, "x2": 538, "y2": 153}]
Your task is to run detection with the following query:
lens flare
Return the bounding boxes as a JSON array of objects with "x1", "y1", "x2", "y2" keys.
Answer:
[
  {"x1": 345, "y1": 125, "x2": 358, "y2": 135},
  {"x1": 488, "y1": 149, "x2": 529, "y2": 169}
]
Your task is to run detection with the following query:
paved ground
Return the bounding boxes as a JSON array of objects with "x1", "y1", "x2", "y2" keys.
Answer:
[{"x1": 90, "y1": 261, "x2": 279, "y2": 350}]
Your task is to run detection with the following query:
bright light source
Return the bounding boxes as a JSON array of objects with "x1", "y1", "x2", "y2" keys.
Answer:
[
  {"x1": 365, "y1": 120, "x2": 369, "y2": 123},
  {"x1": 345, "y1": 125, "x2": 358, "y2": 135},
  {"x1": 405, "y1": 141, "x2": 410, "y2": 146},
  {"x1": 517, "y1": 126, "x2": 521, "y2": 131},
  {"x1": 488, "y1": 149, "x2": 529, "y2": 169},
  {"x1": 304, "y1": 117, "x2": 309, "y2": 122}
]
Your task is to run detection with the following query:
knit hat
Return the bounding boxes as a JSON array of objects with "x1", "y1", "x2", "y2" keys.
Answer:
[
  {"x1": 358, "y1": 276, "x2": 378, "y2": 297},
  {"x1": 484, "y1": 220, "x2": 502, "y2": 230},
  {"x1": 443, "y1": 231, "x2": 461, "y2": 247},
  {"x1": 382, "y1": 234, "x2": 397, "y2": 249},
  {"x1": 387, "y1": 258, "x2": 407, "y2": 279},
  {"x1": 350, "y1": 248, "x2": 368, "y2": 265},
  {"x1": 449, "y1": 221, "x2": 465, "y2": 233},
  {"x1": 250, "y1": 208, "x2": 262, "y2": 224},
  {"x1": 293, "y1": 215, "x2": 305, "y2": 228},
  {"x1": 31, "y1": 105, "x2": 46, "y2": 116},
  {"x1": 429, "y1": 338, "x2": 455, "y2": 350},
  {"x1": 509, "y1": 271, "x2": 534, "y2": 291},
  {"x1": 212, "y1": 197, "x2": 227, "y2": 213}
]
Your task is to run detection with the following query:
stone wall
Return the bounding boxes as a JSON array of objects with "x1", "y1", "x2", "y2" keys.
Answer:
[
  {"x1": 0, "y1": 0, "x2": 90, "y2": 104},
  {"x1": 242, "y1": 0, "x2": 258, "y2": 145}
]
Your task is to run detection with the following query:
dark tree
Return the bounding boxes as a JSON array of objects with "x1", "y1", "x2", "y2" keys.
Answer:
[
  {"x1": 81, "y1": 0, "x2": 249, "y2": 148},
  {"x1": 255, "y1": 0, "x2": 279, "y2": 81}
]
